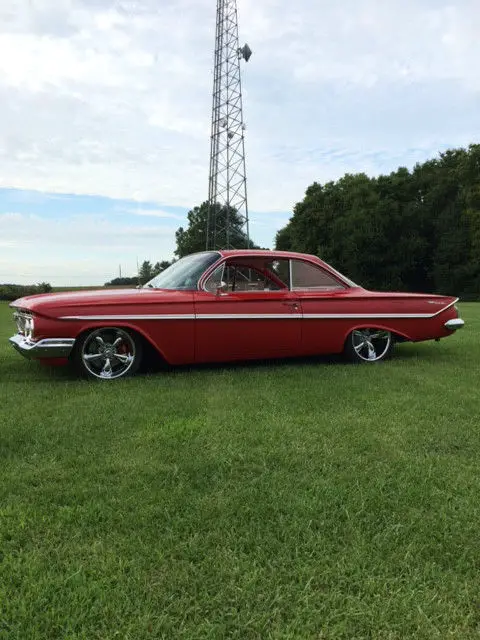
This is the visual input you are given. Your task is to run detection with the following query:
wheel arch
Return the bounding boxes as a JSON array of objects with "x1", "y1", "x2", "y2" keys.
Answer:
[
  {"x1": 70, "y1": 322, "x2": 170, "y2": 364},
  {"x1": 341, "y1": 323, "x2": 411, "y2": 348}
]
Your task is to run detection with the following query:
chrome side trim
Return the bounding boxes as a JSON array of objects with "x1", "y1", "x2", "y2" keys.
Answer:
[
  {"x1": 61, "y1": 315, "x2": 196, "y2": 320},
  {"x1": 432, "y1": 298, "x2": 459, "y2": 317},
  {"x1": 61, "y1": 314, "x2": 300, "y2": 321},
  {"x1": 196, "y1": 313, "x2": 430, "y2": 320},
  {"x1": 9, "y1": 335, "x2": 75, "y2": 359},
  {"x1": 303, "y1": 313, "x2": 432, "y2": 319},
  {"x1": 62, "y1": 309, "x2": 454, "y2": 321},
  {"x1": 445, "y1": 318, "x2": 464, "y2": 330},
  {"x1": 196, "y1": 314, "x2": 302, "y2": 319}
]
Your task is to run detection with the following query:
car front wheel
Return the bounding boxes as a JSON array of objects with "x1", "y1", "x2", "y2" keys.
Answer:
[
  {"x1": 344, "y1": 328, "x2": 393, "y2": 363},
  {"x1": 74, "y1": 327, "x2": 142, "y2": 380}
]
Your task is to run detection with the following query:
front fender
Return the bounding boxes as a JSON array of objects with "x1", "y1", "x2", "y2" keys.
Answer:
[{"x1": 58, "y1": 317, "x2": 194, "y2": 365}]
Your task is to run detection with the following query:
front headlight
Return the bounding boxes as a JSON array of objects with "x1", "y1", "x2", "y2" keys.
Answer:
[
  {"x1": 13, "y1": 311, "x2": 35, "y2": 340},
  {"x1": 25, "y1": 316, "x2": 35, "y2": 340}
]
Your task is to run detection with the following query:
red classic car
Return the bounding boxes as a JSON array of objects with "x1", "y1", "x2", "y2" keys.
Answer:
[{"x1": 9, "y1": 249, "x2": 464, "y2": 380}]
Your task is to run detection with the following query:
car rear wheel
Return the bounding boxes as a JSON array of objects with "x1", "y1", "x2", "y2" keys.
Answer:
[
  {"x1": 74, "y1": 327, "x2": 142, "y2": 380},
  {"x1": 344, "y1": 328, "x2": 393, "y2": 363}
]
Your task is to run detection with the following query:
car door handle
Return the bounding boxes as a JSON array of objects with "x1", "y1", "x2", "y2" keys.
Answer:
[{"x1": 283, "y1": 301, "x2": 299, "y2": 310}]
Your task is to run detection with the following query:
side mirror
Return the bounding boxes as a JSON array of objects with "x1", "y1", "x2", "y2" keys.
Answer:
[{"x1": 216, "y1": 281, "x2": 228, "y2": 296}]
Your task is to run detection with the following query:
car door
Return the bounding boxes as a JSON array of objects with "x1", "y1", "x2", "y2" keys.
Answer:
[
  {"x1": 193, "y1": 262, "x2": 302, "y2": 363},
  {"x1": 290, "y1": 258, "x2": 353, "y2": 355}
]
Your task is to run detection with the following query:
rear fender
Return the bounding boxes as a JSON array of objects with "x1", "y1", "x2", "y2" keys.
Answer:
[{"x1": 342, "y1": 323, "x2": 412, "y2": 347}]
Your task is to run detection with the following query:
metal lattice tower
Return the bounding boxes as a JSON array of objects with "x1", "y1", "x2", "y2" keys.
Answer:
[{"x1": 206, "y1": 0, "x2": 252, "y2": 250}]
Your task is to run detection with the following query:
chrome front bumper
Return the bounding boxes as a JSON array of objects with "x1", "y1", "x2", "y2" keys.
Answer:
[
  {"x1": 9, "y1": 334, "x2": 76, "y2": 360},
  {"x1": 445, "y1": 318, "x2": 465, "y2": 331}
]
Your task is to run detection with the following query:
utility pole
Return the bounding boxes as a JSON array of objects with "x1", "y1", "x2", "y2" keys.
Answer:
[{"x1": 206, "y1": 0, "x2": 252, "y2": 250}]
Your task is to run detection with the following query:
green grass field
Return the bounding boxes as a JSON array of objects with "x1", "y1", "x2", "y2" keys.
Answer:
[{"x1": 1, "y1": 301, "x2": 479, "y2": 639}]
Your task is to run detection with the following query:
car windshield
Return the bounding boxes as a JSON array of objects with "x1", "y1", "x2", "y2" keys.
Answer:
[{"x1": 144, "y1": 251, "x2": 221, "y2": 290}]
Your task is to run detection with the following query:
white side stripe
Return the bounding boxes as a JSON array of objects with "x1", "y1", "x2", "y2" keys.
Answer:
[
  {"x1": 196, "y1": 314, "x2": 302, "y2": 319},
  {"x1": 302, "y1": 313, "x2": 432, "y2": 319},
  {"x1": 61, "y1": 315, "x2": 196, "y2": 320},
  {"x1": 62, "y1": 312, "x2": 444, "y2": 321},
  {"x1": 59, "y1": 299, "x2": 458, "y2": 321},
  {"x1": 61, "y1": 314, "x2": 301, "y2": 320},
  {"x1": 196, "y1": 313, "x2": 434, "y2": 319}
]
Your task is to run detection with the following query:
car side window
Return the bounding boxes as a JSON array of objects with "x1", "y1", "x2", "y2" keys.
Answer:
[
  {"x1": 204, "y1": 263, "x2": 282, "y2": 293},
  {"x1": 266, "y1": 259, "x2": 290, "y2": 288},
  {"x1": 291, "y1": 260, "x2": 345, "y2": 291},
  {"x1": 224, "y1": 265, "x2": 283, "y2": 292},
  {"x1": 204, "y1": 264, "x2": 225, "y2": 293}
]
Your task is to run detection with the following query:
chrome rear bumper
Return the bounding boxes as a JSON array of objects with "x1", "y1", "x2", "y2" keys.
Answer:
[
  {"x1": 444, "y1": 318, "x2": 464, "y2": 331},
  {"x1": 9, "y1": 334, "x2": 75, "y2": 359}
]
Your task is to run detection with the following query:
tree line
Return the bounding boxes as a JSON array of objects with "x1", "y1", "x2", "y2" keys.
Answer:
[
  {"x1": 0, "y1": 282, "x2": 52, "y2": 302},
  {"x1": 105, "y1": 260, "x2": 172, "y2": 287},
  {"x1": 275, "y1": 144, "x2": 480, "y2": 298}
]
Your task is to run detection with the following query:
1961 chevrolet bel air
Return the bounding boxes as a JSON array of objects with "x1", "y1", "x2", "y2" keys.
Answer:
[{"x1": 9, "y1": 249, "x2": 464, "y2": 380}]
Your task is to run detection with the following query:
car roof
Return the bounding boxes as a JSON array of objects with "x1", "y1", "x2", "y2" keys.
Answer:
[{"x1": 217, "y1": 249, "x2": 318, "y2": 261}]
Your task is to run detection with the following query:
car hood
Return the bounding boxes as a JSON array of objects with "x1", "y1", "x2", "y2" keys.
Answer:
[{"x1": 10, "y1": 288, "x2": 193, "y2": 316}]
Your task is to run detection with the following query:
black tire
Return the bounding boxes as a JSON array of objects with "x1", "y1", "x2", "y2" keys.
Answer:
[
  {"x1": 72, "y1": 327, "x2": 143, "y2": 380},
  {"x1": 344, "y1": 328, "x2": 394, "y2": 364}
]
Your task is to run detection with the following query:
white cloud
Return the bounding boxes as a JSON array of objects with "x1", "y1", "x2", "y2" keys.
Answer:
[
  {"x1": 1, "y1": 0, "x2": 479, "y2": 210},
  {"x1": 125, "y1": 207, "x2": 184, "y2": 220},
  {"x1": 0, "y1": 211, "x2": 176, "y2": 247}
]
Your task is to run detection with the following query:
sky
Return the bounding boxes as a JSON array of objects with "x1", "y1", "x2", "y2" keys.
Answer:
[{"x1": 0, "y1": 0, "x2": 479, "y2": 285}]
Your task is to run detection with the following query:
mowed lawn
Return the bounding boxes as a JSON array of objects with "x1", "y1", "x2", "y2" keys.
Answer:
[{"x1": 1, "y1": 301, "x2": 480, "y2": 639}]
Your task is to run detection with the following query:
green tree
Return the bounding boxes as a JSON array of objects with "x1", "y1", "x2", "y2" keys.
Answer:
[
  {"x1": 274, "y1": 144, "x2": 480, "y2": 297},
  {"x1": 138, "y1": 260, "x2": 154, "y2": 284},
  {"x1": 410, "y1": 145, "x2": 480, "y2": 296},
  {"x1": 37, "y1": 282, "x2": 52, "y2": 293},
  {"x1": 153, "y1": 260, "x2": 172, "y2": 276},
  {"x1": 104, "y1": 276, "x2": 138, "y2": 287},
  {"x1": 175, "y1": 201, "x2": 259, "y2": 258}
]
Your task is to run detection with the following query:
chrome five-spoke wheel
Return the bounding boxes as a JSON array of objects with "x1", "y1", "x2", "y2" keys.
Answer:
[
  {"x1": 345, "y1": 328, "x2": 393, "y2": 363},
  {"x1": 75, "y1": 327, "x2": 142, "y2": 379}
]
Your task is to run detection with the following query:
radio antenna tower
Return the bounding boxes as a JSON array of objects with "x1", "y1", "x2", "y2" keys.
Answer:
[{"x1": 206, "y1": 0, "x2": 252, "y2": 250}]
